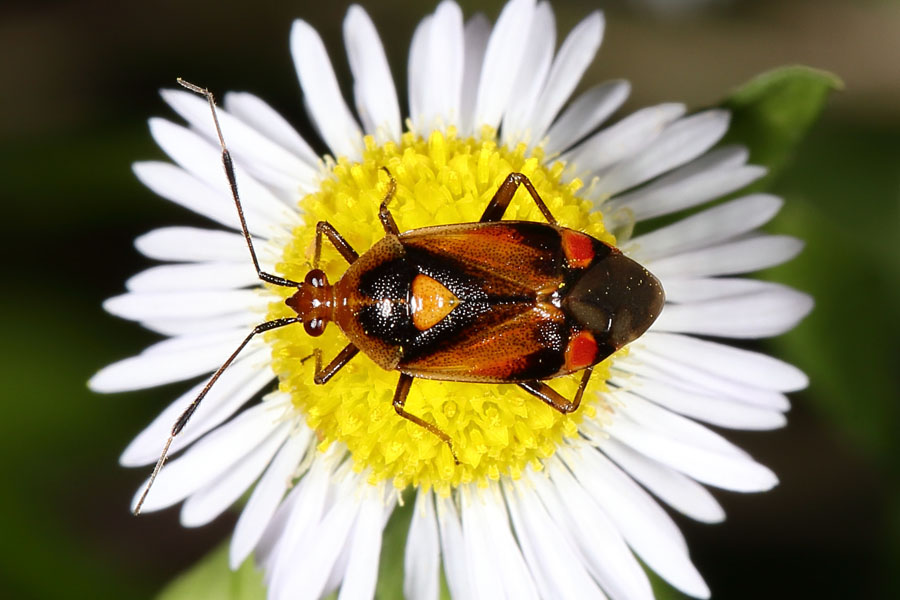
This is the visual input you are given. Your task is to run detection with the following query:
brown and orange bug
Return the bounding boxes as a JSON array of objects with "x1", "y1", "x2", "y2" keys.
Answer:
[{"x1": 134, "y1": 79, "x2": 665, "y2": 514}]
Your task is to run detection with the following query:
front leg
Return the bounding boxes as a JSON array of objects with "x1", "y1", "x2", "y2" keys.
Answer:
[
  {"x1": 378, "y1": 167, "x2": 400, "y2": 235},
  {"x1": 314, "y1": 221, "x2": 359, "y2": 268}
]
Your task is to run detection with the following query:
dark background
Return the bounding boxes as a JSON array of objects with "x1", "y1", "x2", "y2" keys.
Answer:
[{"x1": 1, "y1": 0, "x2": 898, "y2": 598}]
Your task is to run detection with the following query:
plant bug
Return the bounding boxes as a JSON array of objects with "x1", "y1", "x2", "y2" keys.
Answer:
[{"x1": 134, "y1": 79, "x2": 665, "y2": 515}]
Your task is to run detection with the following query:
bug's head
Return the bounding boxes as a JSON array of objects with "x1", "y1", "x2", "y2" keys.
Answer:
[
  {"x1": 563, "y1": 251, "x2": 665, "y2": 350},
  {"x1": 286, "y1": 269, "x2": 334, "y2": 337}
]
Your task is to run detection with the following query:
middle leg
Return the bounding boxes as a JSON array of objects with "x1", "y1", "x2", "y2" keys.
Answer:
[{"x1": 392, "y1": 373, "x2": 459, "y2": 464}]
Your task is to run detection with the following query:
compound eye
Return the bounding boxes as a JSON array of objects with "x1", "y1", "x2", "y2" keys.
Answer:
[
  {"x1": 305, "y1": 269, "x2": 328, "y2": 288},
  {"x1": 304, "y1": 317, "x2": 325, "y2": 337}
]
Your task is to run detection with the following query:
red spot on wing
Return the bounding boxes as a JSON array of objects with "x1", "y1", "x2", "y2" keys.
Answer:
[
  {"x1": 565, "y1": 330, "x2": 597, "y2": 371},
  {"x1": 562, "y1": 231, "x2": 595, "y2": 269}
]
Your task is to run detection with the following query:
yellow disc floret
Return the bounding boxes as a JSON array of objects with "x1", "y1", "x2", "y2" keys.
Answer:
[{"x1": 266, "y1": 129, "x2": 618, "y2": 495}]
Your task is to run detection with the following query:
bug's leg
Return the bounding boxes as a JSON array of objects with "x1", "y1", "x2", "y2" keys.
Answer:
[
  {"x1": 134, "y1": 316, "x2": 302, "y2": 516},
  {"x1": 178, "y1": 79, "x2": 300, "y2": 288},
  {"x1": 311, "y1": 343, "x2": 361, "y2": 384},
  {"x1": 479, "y1": 172, "x2": 557, "y2": 225},
  {"x1": 517, "y1": 367, "x2": 594, "y2": 414},
  {"x1": 314, "y1": 221, "x2": 359, "y2": 268},
  {"x1": 377, "y1": 167, "x2": 400, "y2": 235},
  {"x1": 392, "y1": 374, "x2": 460, "y2": 464}
]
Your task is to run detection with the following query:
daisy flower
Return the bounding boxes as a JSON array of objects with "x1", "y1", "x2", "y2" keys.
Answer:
[{"x1": 90, "y1": 0, "x2": 812, "y2": 598}]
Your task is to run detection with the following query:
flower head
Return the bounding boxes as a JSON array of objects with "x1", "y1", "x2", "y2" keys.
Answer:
[{"x1": 91, "y1": 1, "x2": 812, "y2": 598}]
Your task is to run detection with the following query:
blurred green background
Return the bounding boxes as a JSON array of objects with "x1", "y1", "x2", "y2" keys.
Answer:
[{"x1": 1, "y1": 0, "x2": 897, "y2": 598}]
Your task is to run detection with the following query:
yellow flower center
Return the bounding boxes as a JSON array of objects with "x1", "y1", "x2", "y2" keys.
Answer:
[{"x1": 266, "y1": 129, "x2": 618, "y2": 495}]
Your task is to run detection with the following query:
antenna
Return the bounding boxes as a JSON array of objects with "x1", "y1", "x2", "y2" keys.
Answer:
[{"x1": 133, "y1": 81, "x2": 303, "y2": 515}]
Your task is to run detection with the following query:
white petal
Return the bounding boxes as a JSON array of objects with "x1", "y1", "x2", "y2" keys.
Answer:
[
  {"x1": 138, "y1": 327, "x2": 247, "y2": 356},
  {"x1": 272, "y1": 476, "x2": 361, "y2": 600},
  {"x1": 125, "y1": 261, "x2": 258, "y2": 292},
  {"x1": 429, "y1": 1, "x2": 465, "y2": 128},
  {"x1": 606, "y1": 146, "x2": 766, "y2": 221},
  {"x1": 132, "y1": 401, "x2": 284, "y2": 512},
  {"x1": 181, "y1": 421, "x2": 290, "y2": 527},
  {"x1": 652, "y1": 285, "x2": 814, "y2": 338},
  {"x1": 291, "y1": 19, "x2": 362, "y2": 160},
  {"x1": 642, "y1": 332, "x2": 808, "y2": 392},
  {"x1": 256, "y1": 484, "x2": 302, "y2": 571},
  {"x1": 647, "y1": 235, "x2": 804, "y2": 279},
  {"x1": 134, "y1": 162, "x2": 258, "y2": 236},
  {"x1": 134, "y1": 226, "x2": 248, "y2": 262},
  {"x1": 609, "y1": 393, "x2": 779, "y2": 492},
  {"x1": 561, "y1": 445, "x2": 710, "y2": 598},
  {"x1": 404, "y1": 491, "x2": 440, "y2": 600},
  {"x1": 322, "y1": 487, "x2": 396, "y2": 599},
  {"x1": 624, "y1": 194, "x2": 783, "y2": 262},
  {"x1": 620, "y1": 347, "x2": 791, "y2": 411},
  {"x1": 89, "y1": 329, "x2": 255, "y2": 392},
  {"x1": 337, "y1": 486, "x2": 387, "y2": 600},
  {"x1": 413, "y1": 1, "x2": 465, "y2": 133},
  {"x1": 461, "y1": 485, "x2": 538, "y2": 600},
  {"x1": 161, "y1": 89, "x2": 317, "y2": 194},
  {"x1": 500, "y1": 2, "x2": 555, "y2": 145},
  {"x1": 562, "y1": 103, "x2": 686, "y2": 180},
  {"x1": 527, "y1": 11, "x2": 605, "y2": 145},
  {"x1": 322, "y1": 527, "x2": 353, "y2": 599},
  {"x1": 147, "y1": 119, "x2": 298, "y2": 230},
  {"x1": 435, "y1": 495, "x2": 473, "y2": 599},
  {"x1": 140, "y1": 311, "x2": 262, "y2": 337},
  {"x1": 459, "y1": 488, "x2": 504, "y2": 600},
  {"x1": 472, "y1": 0, "x2": 536, "y2": 130},
  {"x1": 459, "y1": 14, "x2": 491, "y2": 135},
  {"x1": 119, "y1": 348, "x2": 273, "y2": 466},
  {"x1": 230, "y1": 427, "x2": 311, "y2": 569},
  {"x1": 407, "y1": 14, "x2": 431, "y2": 134},
  {"x1": 544, "y1": 80, "x2": 630, "y2": 156},
  {"x1": 612, "y1": 374, "x2": 787, "y2": 430},
  {"x1": 611, "y1": 390, "x2": 749, "y2": 458},
  {"x1": 344, "y1": 5, "x2": 401, "y2": 142},
  {"x1": 594, "y1": 110, "x2": 730, "y2": 197},
  {"x1": 224, "y1": 91, "x2": 321, "y2": 166},
  {"x1": 538, "y1": 458, "x2": 654, "y2": 600},
  {"x1": 261, "y1": 455, "x2": 334, "y2": 581},
  {"x1": 478, "y1": 489, "x2": 539, "y2": 600},
  {"x1": 598, "y1": 437, "x2": 725, "y2": 523},
  {"x1": 103, "y1": 289, "x2": 267, "y2": 321},
  {"x1": 503, "y1": 478, "x2": 605, "y2": 600},
  {"x1": 662, "y1": 277, "x2": 790, "y2": 304}
]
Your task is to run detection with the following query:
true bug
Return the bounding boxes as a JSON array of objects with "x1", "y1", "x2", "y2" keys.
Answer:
[{"x1": 134, "y1": 79, "x2": 665, "y2": 514}]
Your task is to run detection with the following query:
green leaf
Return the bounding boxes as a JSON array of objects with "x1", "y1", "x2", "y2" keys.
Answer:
[
  {"x1": 764, "y1": 120, "x2": 900, "y2": 458},
  {"x1": 720, "y1": 65, "x2": 842, "y2": 180},
  {"x1": 157, "y1": 542, "x2": 265, "y2": 600}
]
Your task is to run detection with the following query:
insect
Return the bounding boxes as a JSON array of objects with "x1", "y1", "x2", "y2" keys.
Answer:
[{"x1": 134, "y1": 79, "x2": 665, "y2": 514}]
